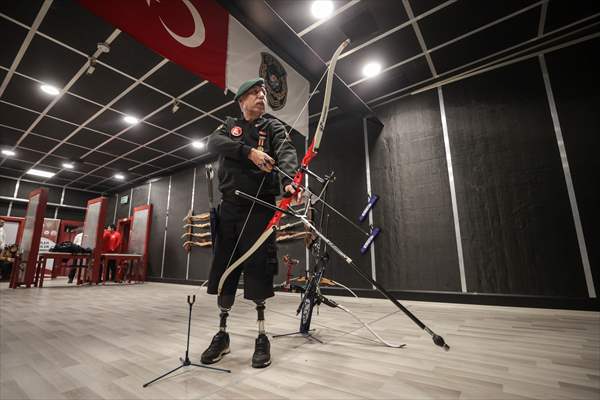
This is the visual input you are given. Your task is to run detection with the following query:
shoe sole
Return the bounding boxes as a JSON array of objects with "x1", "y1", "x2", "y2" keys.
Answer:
[
  {"x1": 252, "y1": 359, "x2": 271, "y2": 369},
  {"x1": 201, "y1": 348, "x2": 230, "y2": 365}
]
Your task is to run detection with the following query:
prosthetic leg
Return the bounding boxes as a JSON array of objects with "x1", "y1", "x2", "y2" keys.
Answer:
[
  {"x1": 201, "y1": 295, "x2": 234, "y2": 364},
  {"x1": 252, "y1": 300, "x2": 271, "y2": 368}
]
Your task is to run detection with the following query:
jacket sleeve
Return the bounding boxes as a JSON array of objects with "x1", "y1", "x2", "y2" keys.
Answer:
[
  {"x1": 207, "y1": 118, "x2": 253, "y2": 160},
  {"x1": 270, "y1": 120, "x2": 299, "y2": 187}
]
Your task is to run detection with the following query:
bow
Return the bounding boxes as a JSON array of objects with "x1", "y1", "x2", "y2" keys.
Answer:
[{"x1": 217, "y1": 39, "x2": 350, "y2": 295}]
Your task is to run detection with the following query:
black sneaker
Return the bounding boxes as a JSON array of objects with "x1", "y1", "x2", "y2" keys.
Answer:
[
  {"x1": 200, "y1": 331, "x2": 230, "y2": 364},
  {"x1": 252, "y1": 334, "x2": 271, "y2": 368}
]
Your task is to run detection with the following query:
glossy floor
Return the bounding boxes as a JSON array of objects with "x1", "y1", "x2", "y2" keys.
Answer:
[{"x1": 1, "y1": 280, "x2": 599, "y2": 399}]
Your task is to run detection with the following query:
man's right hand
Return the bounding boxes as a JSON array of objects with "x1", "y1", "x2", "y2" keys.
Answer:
[{"x1": 248, "y1": 148, "x2": 275, "y2": 173}]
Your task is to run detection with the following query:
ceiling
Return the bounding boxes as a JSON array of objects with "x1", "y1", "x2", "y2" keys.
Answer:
[{"x1": 0, "y1": 0, "x2": 598, "y2": 194}]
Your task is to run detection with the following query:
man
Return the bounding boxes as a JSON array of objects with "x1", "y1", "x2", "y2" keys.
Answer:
[
  {"x1": 67, "y1": 228, "x2": 84, "y2": 284},
  {"x1": 103, "y1": 224, "x2": 121, "y2": 282},
  {"x1": 202, "y1": 78, "x2": 299, "y2": 368}
]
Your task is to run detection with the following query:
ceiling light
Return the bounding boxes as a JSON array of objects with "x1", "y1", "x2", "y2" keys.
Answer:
[
  {"x1": 62, "y1": 162, "x2": 75, "y2": 169},
  {"x1": 87, "y1": 57, "x2": 97, "y2": 75},
  {"x1": 40, "y1": 84, "x2": 60, "y2": 95},
  {"x1": 97, "y1": 42, "x2": 110, "y2": 53},
  {"x1": 311, "y1": 1, "x2": 333, "y2": 19},
  {"x1": 362, "y1": 62, "x2": 382, "y2": 78},
  {"x1": 27, "y1": 168, "x2": 55, "y2": 178},
  {"x1": 123, "y1": 115, "x2": 139, "y2": 124},
  {"x1": 1, "y1": 149, "x2": 16, "y2": 156},
  {"x1": 192, "y1": 140, "x2": 204, "y2": 149},
  {"x1": 172, "y1": 99, "x2": 180, "y2": 113},
  {"x1": 114, "y1": 173, "x2": 125, "y2": 180}
]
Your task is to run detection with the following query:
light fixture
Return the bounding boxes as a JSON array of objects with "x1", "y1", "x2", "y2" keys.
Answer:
[
  {"x1": 40, "y1": 84, "x2": 60, "y2": 95},
  {"x1": 26, "y1": 168, "x2": 55, "y2": 178},
  {"x1": 114, "y1": 173, "x2": 125, "y2": 180},
  {"x1": 97, "y1": 42, "x2": 110, "y2": 53},
  {"x1": 1, "y1": 149, "x2": 16, "y2": 156},
  {"x1": 86, "y1": 57, "x2": 97, "y2": 75},
  {"x1": 311, "y1": 1, "x2": 333, "y2": 19},
  {"x1": 123, "y1": 115, "x2": 139, "y2": 124},
  {"x1": 62, "y1": 162, "x2": 75, "y2": 169},
  {"x1": 192, "y1": 140, "x2": 204, "y2": 149},
  {"x1": 362, "y1": 62, "x2": 382, "y2": 78},
  {"x1": 172, "y1": 98, "x2": 180, "y2": 113}
]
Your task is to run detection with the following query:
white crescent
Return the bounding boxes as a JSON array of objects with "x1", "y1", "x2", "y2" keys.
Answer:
[{"x1": 147, "y1": 0, "x2": 206, "y2": 48}]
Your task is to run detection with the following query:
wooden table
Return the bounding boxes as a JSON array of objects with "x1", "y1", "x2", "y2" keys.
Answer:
[
  {"x1": 100, "y1": 253, "x2": 143, "y2": 284},
  {"x1": 34, "y1": 252, "x2": 92, "y2": 288}
]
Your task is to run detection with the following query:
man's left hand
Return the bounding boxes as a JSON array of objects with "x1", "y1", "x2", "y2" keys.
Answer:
[{"x1": 284, "y1": 183, "x2": 302, "y2": 202}]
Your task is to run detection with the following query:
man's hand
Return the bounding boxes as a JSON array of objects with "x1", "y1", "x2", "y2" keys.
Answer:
[
  {"x1": 284, "y1": 183, "x2": 302, "y2": 202},
  {"x1": 248, "y1": 148, "x2": 275, "y2": 172}
]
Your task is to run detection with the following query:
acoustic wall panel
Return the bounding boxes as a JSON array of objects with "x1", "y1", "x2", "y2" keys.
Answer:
[
  {"x1": 545, "y1": 38, "x2": 600, "y2": 294},
  {"x1": 443, "y1": 59, "x2": 586, "y2": 297},
  {"x1": 162, "y1": 169, "x2": 194, "y2": 279},
  {"x1": 130, "y1": 183, "x2": 149, "y2": 215},
  {"x1": 309, "y1": 116, "x2": 373, "y2": 289},
  {"x1": 147, "y1": 176, "x2": 169, "y2": 278},
  {"x1": 370, "y1": 91, "x2": 461, "y2": 291}
]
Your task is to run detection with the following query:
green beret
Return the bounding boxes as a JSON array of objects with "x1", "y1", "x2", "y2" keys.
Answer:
[{"x1": 234, "y1": 78, "x2": 265, "y2": 101}]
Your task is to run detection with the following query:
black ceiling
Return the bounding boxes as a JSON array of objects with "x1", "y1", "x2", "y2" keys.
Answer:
[{"x1": 0, "y1": 0, "x2": 598, "y2": 194}]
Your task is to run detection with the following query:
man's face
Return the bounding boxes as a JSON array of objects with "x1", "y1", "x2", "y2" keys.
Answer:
[
  {"x1": 240, "y1": 85, "x2": 266, "y2": 116},
  {"x1": 108, "y1": 226, "x2": 114, "y2": 232}
]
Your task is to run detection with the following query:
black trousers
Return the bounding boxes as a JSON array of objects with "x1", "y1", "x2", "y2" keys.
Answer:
[{"x1": 207, "y1": 199, "x2": 278, "y2": 300}]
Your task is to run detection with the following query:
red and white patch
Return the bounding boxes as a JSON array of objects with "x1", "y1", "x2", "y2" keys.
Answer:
[{"x1": 230, "y1": 126, "x2": 242, "y2": 137}]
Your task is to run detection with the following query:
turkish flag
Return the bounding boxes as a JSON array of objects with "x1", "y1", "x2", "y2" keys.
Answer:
[{"x1": 78, "y1": 0, "x2": 229, "y2": 88}]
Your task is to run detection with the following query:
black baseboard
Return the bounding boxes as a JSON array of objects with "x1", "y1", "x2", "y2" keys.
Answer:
[{"x1": 146, "y1": 276, "x2": 599, "y2": 311}]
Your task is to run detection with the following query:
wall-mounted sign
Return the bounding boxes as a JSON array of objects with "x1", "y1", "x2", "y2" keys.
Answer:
[{"x1": 120, "y1": 195, "x2": 129, "y2": 204}]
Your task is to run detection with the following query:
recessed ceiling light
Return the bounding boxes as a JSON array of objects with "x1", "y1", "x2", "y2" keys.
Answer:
[
  {"x1": 1, "y1": 149, "x2": 16, "y2": 156},
  {"x1": 114, "y1": 173, "x2": 125, "y2": 180},
  {"x1": 62, "y1": 162, "x2": 75, "y2": 169},
  {"x1": 27, "y1": 168, "x2": 55, "y2": 178},
  {"x1": 191, "y1": 140, "x2": 204, "y2": 149},
  {"x1": 311, "y1": 1, "x2": 333, "y2": 19},
  {"x1": 40, "y1": 84, "x2": 60, "y2": 95},
  {"x1": 123, "y1": 115, "x2": 139, "y2": 124},
  {"x1": 362, "y1": 62, "x2": 382, "y2": 78}
]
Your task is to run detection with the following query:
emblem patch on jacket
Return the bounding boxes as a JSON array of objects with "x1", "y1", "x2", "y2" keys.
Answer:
[
  {"x1": 230, "y1": 126, "x2": 242, "y2": 137},
  {"x1": 260, "y1": 52, "x2": 287, "y2": 111}
]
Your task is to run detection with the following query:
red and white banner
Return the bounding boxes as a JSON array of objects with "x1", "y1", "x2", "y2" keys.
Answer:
[{"x1": 78, "y1": 0, "x2": 309, "y2": 135}]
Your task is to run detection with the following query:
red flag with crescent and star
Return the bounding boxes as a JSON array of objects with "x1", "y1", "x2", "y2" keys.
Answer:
[
  {"x1": 78, "y1": 0, "x2": 309, "y2": 136},
  {"x1": 77, "y1": 0, "x2": 229, "y2": 88}
]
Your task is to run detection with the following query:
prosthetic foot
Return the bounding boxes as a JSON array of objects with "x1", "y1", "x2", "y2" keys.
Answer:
[
  {"x1": 252, "y1": 334, "x2": 271, "y2": 368},
  {"x1": 201, "y1": 331, "x2": 230, "y2": 364}
]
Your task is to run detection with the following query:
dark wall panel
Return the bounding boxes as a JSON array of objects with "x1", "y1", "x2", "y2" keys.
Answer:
[
  {"x1": 10, "y1": 202, "x2": 26, "y2": 217},
  {"x1": 115, "y1": 190, "x2": 131, "y2": 221},
  {"x1": 130, "y1": 183, "x2": 149, "y2": 215},
  {"x1": 546, "y1": 38, "x2": 600, "y2": 293},
  {"x1": 17, "y1": 181, "x2": 61, "y2": 204},
  {"x1": 57, "y1": 207, "x2": 85, "y2": 221},
  {"x1": 309, "y1": 116, "x2": 372, "y2": 289},
  {"x1": 444, "y1": 58, "x2": 586, "y2": 297},
  {"x1": 147, "y1": 176, "x2": 169, "y2": 278},
  {"x1": 371, "y1": 91, "x2": 461, "y2": 291},
  {"x1": 63, "y1": 188, "x2": 100, "y2": 207},
  {"x1": 45, "y1": 206, "x2": 57, "y2": 218},
  {"x1": 163, "y1": 169, "x2": 194, "y2": 279},
  {"x1": 0, "y1": 201, "x2": 9, "y2": 216},
  {"x1": 188, "y1": 165, "x2": 212, "y2": 281},
  {"x1": 104, "y1": 194, "x2": 118, "y2": 225},
  {"x1": 0, "y1": 178, "x2": 16, "y2": 196}
]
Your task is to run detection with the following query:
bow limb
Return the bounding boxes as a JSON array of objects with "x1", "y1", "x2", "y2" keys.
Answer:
[
  {"x1": 218, "y1": 227, "x2": 277, "y2": 294},
  {"x1": 216, "y1": 39, "x2": 350, "y2": 295}
]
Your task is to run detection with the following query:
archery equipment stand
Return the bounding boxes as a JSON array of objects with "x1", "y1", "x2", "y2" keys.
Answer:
[{"x1": 143, "y1": 295, "x2": 231, "y2": 387}]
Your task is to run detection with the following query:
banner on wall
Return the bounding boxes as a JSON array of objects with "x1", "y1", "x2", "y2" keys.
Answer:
[
  {"x1": 40, "y1": 218, "x2": 60, "y2": 269},
  {"x1": 78, "y1": 0, "x2": 309, "y2": 136}
]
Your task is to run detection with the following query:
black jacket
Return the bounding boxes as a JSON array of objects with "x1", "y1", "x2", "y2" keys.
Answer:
[{"x1": 207, "y1": 115, "x2": 299, "y2": 199}]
